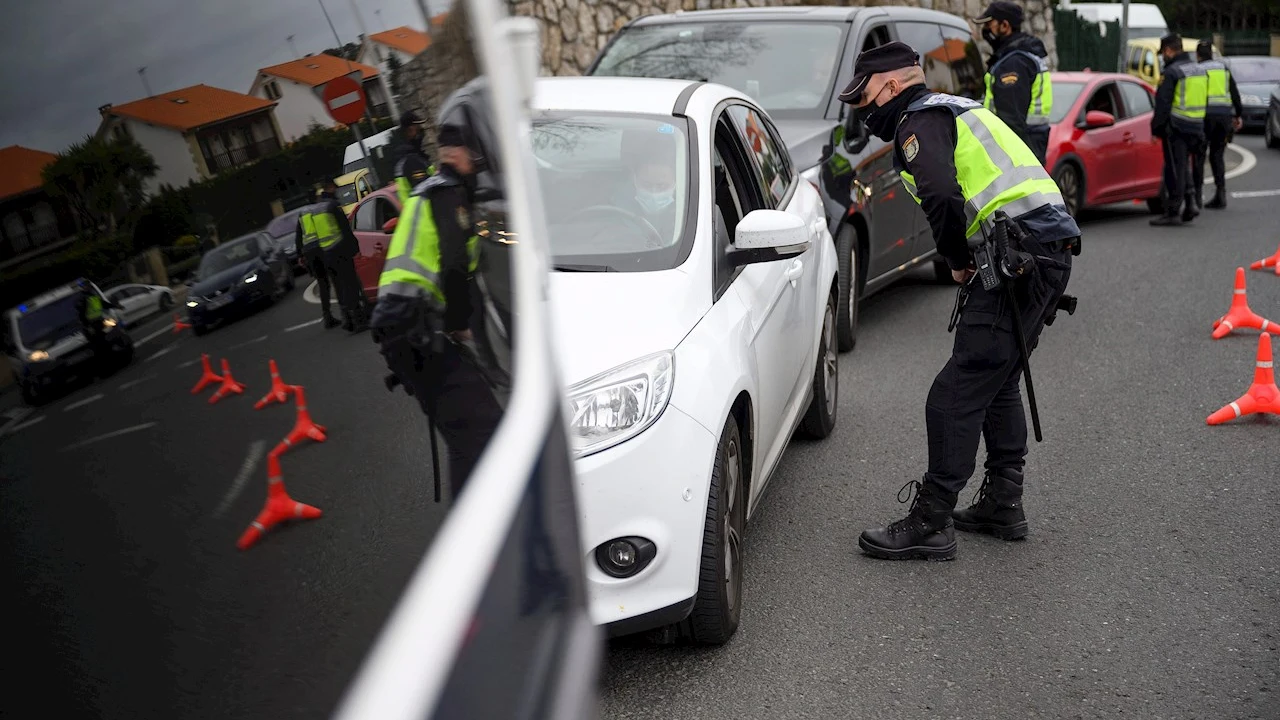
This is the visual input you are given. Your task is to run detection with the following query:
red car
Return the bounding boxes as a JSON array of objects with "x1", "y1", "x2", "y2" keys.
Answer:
[
  {"x1": 1045, "y1": 71, "x2": 1165, "y2": 216},
  {"x1": 347, "y1": 185, "x2": 403, "y2": 303}
]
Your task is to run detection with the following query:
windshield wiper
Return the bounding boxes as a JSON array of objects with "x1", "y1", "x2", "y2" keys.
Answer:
[{"x1": 553, "y1": 263, "x2": 614, "y2": 272}]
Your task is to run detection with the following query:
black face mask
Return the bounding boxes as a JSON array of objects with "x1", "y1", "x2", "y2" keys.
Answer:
[
  {"x1": 982, "y1": 28, "x2": 1000, "y2": 46},
  {"x1": 859, "y1": 89, "x2": 914, "y2": 142}
]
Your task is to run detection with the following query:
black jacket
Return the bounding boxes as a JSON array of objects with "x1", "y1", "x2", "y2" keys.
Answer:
[
  {"x1": 986, "y1": 33, "x2": 1050, "y2": 144},
  {"x1": 294, "y1": 198, "x2": 359, "y2": 259},
  {"x1": 1152, "y1": 52, "x2": 1206, "y2": 138},
  {"x1": 393, "y1": 141, "x2": 433, "y2": 187}
]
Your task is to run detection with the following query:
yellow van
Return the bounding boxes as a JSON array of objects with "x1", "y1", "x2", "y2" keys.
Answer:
[
  {"x1": 333, "y1": 167, "x2": 375, "y2": 216},
  {"x1": 1124, "y1": 37, "x2": 1222, "y2": 88}
]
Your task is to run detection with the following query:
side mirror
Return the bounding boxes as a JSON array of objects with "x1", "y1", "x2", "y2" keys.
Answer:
[
  {"x1": 726, "y1": 209, "x2": 810, "y2": 267},
  {"x1": 843, "y1": 111, "x2": 870, "y2": 154},
  {"x1": 1080, "y1": 110, "x2": 1116, "y2": 129},
  {"x1": 382, "y1": 217, "x2": 399, "y2": 234}
]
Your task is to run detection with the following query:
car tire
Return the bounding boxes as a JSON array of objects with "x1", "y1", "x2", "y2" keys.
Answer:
[
  {"x1": 682, "y1": 414, "x2": 746, "y2": 646},
  {"x1": 834, "y1": 225, "x2": 859, "y2": 353},
  {"x1": 1052, "y1": 161, "x2": 1084, "y2": 218},
  {"x1": 800, "y1": 290, "x2": 838, "y2": 439},
  {"x1": 1266, "y1": 117, "x2": 1280, "y2": 149}
]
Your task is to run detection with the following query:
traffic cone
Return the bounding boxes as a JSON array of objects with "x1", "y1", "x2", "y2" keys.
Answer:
[
  {"x1": 208, "y1": 359, "x2": 246, "y2": 404},
  {"x1": 1211, "y1": 268, "x2": 1278, "y2": 339},
  {"x1": 271, "y1": 385, "x2": 327, "y2": 456},
  {"x1": 253, "y1": 359, "x2": 294, "y2": 410},
  {"x1": 1207, "y1": 332, "x2": 1280, "y2": 425},
  {"x1": 236, "y1": 453, "x2": 322, "y2": 550},
  {"x1": 1249, "y1": 242, "x2": 1280, "y2": 276},
  {"x1": 172, "y1": 313, "x2": 192, "y2": 333},
  {"x1": 190, "y1": 354, "x2": 222, "y2": 394}
]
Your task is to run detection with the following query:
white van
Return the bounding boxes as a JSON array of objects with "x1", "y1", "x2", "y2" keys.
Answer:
[
  {"x1": 340, "y1": 128, "x2": 398, "y2": 175},
  {"x1": 1060, "y1": 2, "x2": 1169, "y2": 40}
]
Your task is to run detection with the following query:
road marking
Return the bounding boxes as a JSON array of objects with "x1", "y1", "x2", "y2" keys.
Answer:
[
  {"x1": 118, "y1": 373, "x2": 158, "y2": 391},
  {"x1": 177, "y1": 357, "x2": 202, "y2": 369},
  {"x1": 145, "y1": 345, "x2": 178, "y2": 362},
  {"x1": 63, "y1": 393, "x2": 105, "y2": 412},
  {"x1": 303, "y1": 280, "x2": 321, "y2": 305},
  {"x1": 134, "y1": 324, "x2": 175, "y2": 348},
  {"x1": 1223, "y1": 143, "x2": 1256, "y2": 181},
  {"x1": 0, "y1": 408, "x2": 34, "y2": 436},
  {"x1": 285, "y1": 318, "x2": 323, "y2": 332},
  {"x1": 227, "y1": 335, "x2": 268, "y2": 351},
  {"x1": 60, "y1": 422, "x2": 157, "y2": 452},
  {"x1": 4, "y1": 416, "x2": 45, "y2": 436},
  {"x1": 1230, "y1": 189, "x2": 1280, "y2": 198},
  {"x1": 213, "y1": 440, "x2": 267, "y2": 518}
]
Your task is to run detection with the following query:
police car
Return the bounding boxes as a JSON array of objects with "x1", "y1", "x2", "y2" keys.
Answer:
[{"x1": 2, "y1": 280, "x2": 134, "y2": 405}]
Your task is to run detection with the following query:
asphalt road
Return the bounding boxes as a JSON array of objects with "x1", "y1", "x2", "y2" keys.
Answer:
[{"x1": 600, "y1": 135, "x2": 1280, "y2": 718}]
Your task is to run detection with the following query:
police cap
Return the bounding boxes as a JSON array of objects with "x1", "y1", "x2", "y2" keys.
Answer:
[
  {"x1": 972, "y1": 2, "x2": 1024, "y2": 25},
  {"x1": 838, "y1": 41, "x2": 920, "y2": 105},
  {"x1": 399, "y1": 110, "x2": 427, "y2": 129}
]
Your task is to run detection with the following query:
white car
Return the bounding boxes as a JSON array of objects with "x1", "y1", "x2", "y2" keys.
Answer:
[
  {"x1": 533, "y1": 77, "x2": 839, "y2": 644},
  {"x1": 102, "y1": 283, "x2": 174, "y2": 326}
]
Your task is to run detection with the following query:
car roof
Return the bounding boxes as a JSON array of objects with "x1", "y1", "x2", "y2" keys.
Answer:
[
  {"x1": 5, "y1": 279, "x2": 89, "y2": 319},
  {"x1": 533, "y1": 76, "x2": 704, "y2": 115},
  {"x1": 1051, "y1": 71, "x2": 1145, "y2": 83},
  {"x1": 625, "y1": 5, "x2": 970, "y2": 27}
]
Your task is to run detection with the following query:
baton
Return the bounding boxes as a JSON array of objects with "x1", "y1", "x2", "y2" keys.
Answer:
[
  {"x1": 1004, "y1": 283, "x2": 1043, "y2": 443},
  {"x1": 428, "y1": 410, "x2": 442, "y2": 503}
]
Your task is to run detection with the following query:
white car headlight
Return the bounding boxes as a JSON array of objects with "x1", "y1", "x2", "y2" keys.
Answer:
[
  {"x1": 186, "y1": 300, "x2": 199, "y2": 308},
  {"x1": 243, "y1": 272, "x2": 259, "y2": 284},
  {"x1": 567, "y1": 351, "x2": 674, "y2": 458},
  {"x1": 28, "y1": 350, "x2": 49, "y2": 362},
  {"x1": 1242, "y1": 94, "x2": 1264, "y2": 106},
  {"x1": 102, "y1": 317, "x2": 117, "y2": 329}
]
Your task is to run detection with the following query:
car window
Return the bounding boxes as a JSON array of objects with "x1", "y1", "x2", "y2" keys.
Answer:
[
  {"x1": 357, "y1": 176, "x2": 371, "y2": 196},
  {"x1": 712, "y1": 115, "x2": 762, "y2": 298},
  {"x1": 336, "y1": 182, "x2": 359, "y2": 208},
  {"x1": 938, "y1": 24, "x2": 986, "y2": 101},
  {"x1": 16, "y1": 294, "x2": 83, "y2": 350},
  {"x1": 1084, "y1": 82, "x2": 1122, "y2": 118},
  {"x1": 1128, "y1": 47, "x2": 1141, "y2": 72},
  {"x1": 107, "y1": 287, "x2": 133, "y2": 300},
  {"x1": 374, "y1": 198, "x2": 399, "y2": 227},
  {"x1": 895, "y1": 22, "x2": 953, "y2": 94},
  {"x1": 1118, "y1": 81, "x2": 1154, "y2": 117},
  {"x1": 1049, "y1": 81, "x2": 1087, "y2": 124},
  {"x1": 353, "y1": 198, "x2": 380, "y2": 232},
  {"x1": 1143, "y1": 50, "x2": 1156, "y2": 72},
  {"x1": 197, "y1": 236, "x2": 259, "y2": 277},
  {"x1": 727, "y1": 105, "x2": 792, "y2": 208}
]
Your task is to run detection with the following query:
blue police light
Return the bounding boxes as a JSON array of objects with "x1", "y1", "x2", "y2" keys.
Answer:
[{"x1": 18, "y1": 304, "x2": 28, "y2": 313}]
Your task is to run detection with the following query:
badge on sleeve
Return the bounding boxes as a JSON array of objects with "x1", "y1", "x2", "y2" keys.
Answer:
[
  {"x1": 457, "y1": 206, "x2": 471, "y2": 230},
  {"x1": 902, "y1": 134, "x2": 919, "y2": 162},
  {"x1": 1000, "y1": 72, "x2": 1019, "y2": 85}
]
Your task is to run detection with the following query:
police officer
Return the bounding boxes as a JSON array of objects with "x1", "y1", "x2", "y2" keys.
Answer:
[
  {"x1": 973, "y1": 1, "x2": 1053, "y2": 164},
  {"x1": 295, "y1": 200, "x2": 340, "y2": 329},
  {"x1": 370, "y1": 77, "x2": 504, "y2": 500},
  {"x1": 1151, "y1": 33, "x2": 1208, "y2": 226},
  {"x1": 393, "y1": 110, "x2": 435, "y2": 205},
  {"x1": 837, "y1": 42, "x2": 1079, "y2": 561},
  {"x1": 1193, "y1": 41, "x2": 1243, "y2": 210},
  {"x1": 314, "y1": 181, "x2": 370, "y2": 332},
  {"x1": 75, "y1": 282, "x2": 112, "y2": 376}
]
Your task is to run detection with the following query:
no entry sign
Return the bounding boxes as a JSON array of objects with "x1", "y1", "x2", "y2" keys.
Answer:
[{"x1": 321, "y1": 75, "x2": 367, "y2": 125}]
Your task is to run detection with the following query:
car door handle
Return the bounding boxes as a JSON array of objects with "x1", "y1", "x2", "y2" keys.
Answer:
[
  {"x1": 784, "y1": 259, "x2": 804, "y2": 284},
  {"x1": 1122, "y1": 131, "x2": 1135, "y2": 143},
  {"x1": 373, "y1": 242, "x2": 386, "y2": 252}
]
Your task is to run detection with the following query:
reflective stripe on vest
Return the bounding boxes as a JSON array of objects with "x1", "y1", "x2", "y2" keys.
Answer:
[
  {"x1": 376, "y1": 196, "x2": 480, "y2": 304},
  {"x1": 86, "y1": 295, "x2": 103, "y2": 320},
  {"x1": 1201, "y1": 60, "x2": 1232, "y2": 114},
  {"x1": 299, "y1": 212, "x2": 320, "y2": 247},
  {"x1": 312, "y1": 210, "x2": 342, "y2": 249},
  {"x1": 983, "y1": 51, "x2": 1054, "y2": 127},
  {"x1": 898, "y1": 93, "x2": 1065, "y2": 239},
  {"x1": 1172, "y1": 63, "x2": 1209, "y2": 124}
]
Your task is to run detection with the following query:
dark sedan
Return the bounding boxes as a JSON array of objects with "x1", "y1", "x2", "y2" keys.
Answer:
[
  {"x1": 184, "y1": 232, "x2": 293, "y2": 335},
  {"x1": 263, "y1": 208, "x2": 308, "y2": 275},
  {"x1": 1223, "y1": 56, "x2": 1280, "y2": 131}
]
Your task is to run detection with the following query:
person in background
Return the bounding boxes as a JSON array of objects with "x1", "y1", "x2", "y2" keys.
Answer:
[
  {"x1": 972, "y1": 1, "x2": 1053, "y2": 164},
  {"x1": 392, "y1": 110, "x2": 435, "y2": 205},
  {"x1": 1150, "y1": 33, "x2": 1208, "y2": 226},
  {"x1": 315, "y1": 181, "x2": 370, "y2": 332},
  {"x1": 295, "y1": 199, "x2": 340, "y2": 329},
  {"x1": 617, "y1": 126, "x2": 680, "y2": 244},
  {"x1": 1193, "y1": 41, "x2": 1243, "y2": 210}
]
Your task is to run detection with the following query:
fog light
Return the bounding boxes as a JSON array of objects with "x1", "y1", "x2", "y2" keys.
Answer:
[{"x1": 594, "y1": 536, "x2": 656, "y2": 579}]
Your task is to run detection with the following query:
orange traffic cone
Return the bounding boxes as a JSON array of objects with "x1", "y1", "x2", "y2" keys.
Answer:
[
  {"x1": 272, "y1": 385, "x2": 327, "y2": 456},
  {"x1": 208, "y1": 359, "x2": 246, "y2": 404},
  {"x1": 190, "y1": 354, "x2": 222, "y2": 394},
  {"x1": 172, "y1": 313, "x2": 192, "y2": 333},
  {"x1": 253, "y1": 359, "x2": 294, "y2": 410},
  {"x1": 236, "y1": 453, "x2": 322, "y2": 550},
  {"x1": 1207, "y1": 332, "x2": 1280, "y2": 425},
  {"x1": 1250, "y1": 243, "x2": 1280, "y2": 276},
  {"x1": 1211, "y1": 267, "x2": 1277, "y2": 339}
]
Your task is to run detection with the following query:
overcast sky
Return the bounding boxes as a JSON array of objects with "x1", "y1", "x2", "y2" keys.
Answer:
[{"x1": 0, "y1": 0, "x2": 447, "y2": 153}]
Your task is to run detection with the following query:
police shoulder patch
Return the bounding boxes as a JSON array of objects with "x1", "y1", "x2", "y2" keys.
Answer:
[
  {"x1": 902, "y1": 134, "x2": 919, "y2": 162},
  {"x1": 1000, "y1": 72, "x2": 1019, "y2": 85},
  {"x1": 457, "y1": 206, "x2": 471, "y2": 230}
]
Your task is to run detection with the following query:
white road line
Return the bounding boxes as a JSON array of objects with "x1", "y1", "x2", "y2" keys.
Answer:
[
  {"x1": 0, "y1": 408, "x2": 34, "y2": 436},
  {"x1": 118, "y1": 373, "x2": 158, "y2": 391},
  {"x1": 213, "y1": 440, "x2": 266, "y2": 518},
  {"x1": 4, "y1": 416, "x2": 45, "y2": 436},
  {"x1": 1223, "y1": 143, "x2": 1256, "y2": 181},
  {"x1": 285, "y1": 318, "x2": 323, "y2": 332},
  {"x1": 303, "y1": 280, "x2": 321, "y2": 305},
  {"x1": 1230, "y1": 189, "x2": 1280, "y2": 198},
  {"x1": 177, "y1": 357, "x2": 202, "y2": 369},
  {"x1": 227, "y1": 335, "x2": 268, "y2": 351},
  {"x1": 145, "y1": 345, "x2": 178, "y2": 362},
  {"x1": 60, "y1": 422, "x2": 157, "y2": 452},
  {"x1": 63, "y1": 393, "x2": 105, "y2": 412},
  {"x1": 134, "y1": 324, "x2": 175, "y2": 348}
]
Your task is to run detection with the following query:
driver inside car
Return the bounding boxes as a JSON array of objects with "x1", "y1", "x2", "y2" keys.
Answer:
[{"x1": 616, "y1": 126, "x2": 679, "y2": 246}]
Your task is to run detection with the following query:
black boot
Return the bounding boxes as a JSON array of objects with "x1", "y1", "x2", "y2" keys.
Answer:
[
  {"x1": 1206, "y1": 187, "x2": 1227, "y2": 209},
  {"x1": 858, "y1": 480, "x2": 957, "y2": 561},
  {"x1": 322, "y1": 312, "x2": 340, "y2": 329},
  {"x1": 1181, "y1": 202, "x2": 1199, "y2": 222},
  {"x1": 1150, "y1": 213, "x2": 1183, "y2": 227},
  {"x1": 952, "y1": 469, "x2": 1028, "y2": 540}
]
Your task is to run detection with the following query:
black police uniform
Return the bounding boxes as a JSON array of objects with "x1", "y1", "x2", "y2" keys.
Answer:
[
  {"x1": 1151, "y1": 51, "x2": 1206, "y2": 224},
  {"x1": 1194, "y1": 55, "x2": 1243, "y2": 209},
  {"x1": 984, "y1": 32, "x2": 1052, "y2": 164},
  {"x1": 316, "y1": 193, "x2": 370, "y2": 331},
  {"x1": 393, "y1": 111, "x2": 434, "y2": 201},
  {"x1": 294, "y1": 209, "x2": 339, "y2": 328}
]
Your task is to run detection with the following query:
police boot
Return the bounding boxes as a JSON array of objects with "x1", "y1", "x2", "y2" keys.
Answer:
[
  {"x1": 1206, "y1": 186, "x2": 1227, "y2": 209},
  {"x1": 340, "y1": 309, "x2": 355, "y2": 332},
  {"x1": 1181, "y1": 198, "x2": 1200, "y2": 223},
  {"x1": 952, "y1": 468, "x2": 1028, "y2": 541},
  {"x1": 1149, "y1": 213, "x2": 1183, "y2": 227},
  {"x1": 858, "y1": 480, "x2": 957, "y2": 561},
  {"x1": 322, "y1": 309, "x2": 341, "y2": 329}
]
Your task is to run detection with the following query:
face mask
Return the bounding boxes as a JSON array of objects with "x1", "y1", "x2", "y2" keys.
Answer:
[
  {"x1": 858, "y1": 86, "x2": 905, "y2": 143},
  {"x1": 982, "y1": 28, "x2": 999, "y2": 46},
  {"x1": 636, "y1": 187, "x2": 675, "y2": 214}
]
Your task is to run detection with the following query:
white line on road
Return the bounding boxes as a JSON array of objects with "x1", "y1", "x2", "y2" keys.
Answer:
[
  {"x1": 134, "y1": 324, "x2": 175, "y2": 348},
  {"x1": 4, "y1": 416, "x2": 45, "y2": 436},
  {"x1": 1223, "y1": 143, "x2": 1256, "y2": 181},
  {"x1": 227, "y1": 335, "x2": 268, "y2": 351},
  {"x1": 145, "y1": 345, "x2": 178, "y2": 362},
  {"x1": 303, "y1": 280, "x2": 321, "y2": 305},
  {"x1": 1230, "y1": 189, "x2": 1280, "y2": 198},
  {"x1": 213, "y1": 440, "x2": 266, "y2": 518},
  {"x1": 63, "y1": 393, "x2": 104, "y2": 412},
  {"x1": 0, "y1": 408, "x2": 34, "y2": 436},
  {"x1": 118, "y1": 373, "x2": 158, "y2": 391},
  {"x1": 60, "y1": 422, "x2": 157, "y2": 452},
  {"x1": 177, "y1": 357, "x2": 202, "y2": 369},
  {"x1": 285, "y1": 318, "x2": 323, "y2": 332}
]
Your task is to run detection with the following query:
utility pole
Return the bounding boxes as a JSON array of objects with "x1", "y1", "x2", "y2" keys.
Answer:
[
  {"x1": 417, "y1": 0, "x2": 434, "y2": 41},
  {"x1": 347, "y1": 0, "x2": 401, "y2": 119},
  {"x1": 287, "y1": 34, "x2": 301, "y2": 59},
  {"x1": 374, "y1": 8, "x2": 385, "y2": 31},
  {"x1": 1118, "y1": 0, "x2": 1131, "y2": 74},
  {"x1": 138, "y1": 67, "x2": 153, "y2": 97}
]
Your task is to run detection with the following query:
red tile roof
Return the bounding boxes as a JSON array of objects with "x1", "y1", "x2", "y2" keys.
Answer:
[
  {"x1": 369, "y1": 26, "x2": 430, "y2": 56},
  {"x1": 0, "y1": 145, "x2": 57, "y2": 201},
  {"x1": 259, "y1": 54, "x2": 379, "y2": 87},
  {"x1": 105, "y1": 84, "x2": 275, "y2": 132}
]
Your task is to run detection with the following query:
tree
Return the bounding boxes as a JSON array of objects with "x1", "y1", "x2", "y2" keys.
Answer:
[
  {"x1": 41, "y1": 135, "x2": 158, "y2": 239},
  {"x1": 386, "y1": 52, "x2": 405, "y2": 99},
  {"x1": 321, "y1": 42, "x2": 362, "y2": 61}
]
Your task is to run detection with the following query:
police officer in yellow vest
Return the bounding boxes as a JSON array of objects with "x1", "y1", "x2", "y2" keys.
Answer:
[
  {"x1": 315, "y1": 181, "x2": 370, "y2": 331},
  {"x1": 1151, "y1": 33, "x2": 1208, "y2": 226},
  {"x1": 838, "y1": 42, "x2": 1079, "y2": 561},
  {"x1": 392, "y1": 110, "x2": 435, "y2": 206},
  {"x1": 1193, "y1": 41, "x2": 1244, "y2": 210},
  {"x1": 75, "y1": 281, "x2": 113, "y2": 377},
  {"x1": 295, "y1": 200, "x2": 340, "y2": 329},
  {"x1": 973, "y1": 2, "x2": 1053, "y2": 165},
  {"x1": 370, "y1": 78, "x2": 503, "y2": 500}
]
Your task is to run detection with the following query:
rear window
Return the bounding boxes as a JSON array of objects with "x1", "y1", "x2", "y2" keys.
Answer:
[{"x1": 1050, "y1": 81, "x2": 1087, "y2": 124}]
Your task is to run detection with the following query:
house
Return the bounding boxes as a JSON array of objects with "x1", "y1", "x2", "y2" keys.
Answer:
[
  {"x1": 0, "y1": 146, "x2": 78, "y2": 268},
  {"x1": 250, "y1": 54, "x2": 388, "y2": 142},
  {"x1": 357, "y1": 25, "x2": 431, "y2": 73},
  {"x1": 96, "y1": 84, "x2": 283, "y2": 195}
]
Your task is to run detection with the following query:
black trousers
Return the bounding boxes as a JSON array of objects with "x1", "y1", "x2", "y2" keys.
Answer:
[
  {"x1": 305, "y1": 252, "x2": 335, "y2": 318},
  {"x1": 323, "y1": 249, "x2": 368, "y2": 321},
  {"x1": 1198, "y1": 115, "x2": 1233, "y2": 192},
  {"x1": 1024, "y1": 126, "x2": 1050, "y2": 166},
  {"x1": 923, "y1": 232, "x2": 1074, "y2": 496},
  {"x1": 1160, "y1": 130, "x2": 1204, "y2": 216}
]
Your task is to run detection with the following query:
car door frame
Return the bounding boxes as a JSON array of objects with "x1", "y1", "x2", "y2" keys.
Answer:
[
  {"x1": 1111, "y1": 78, "x2": 1163, "y2": 197},
  {"x1": 1075, "y1": 80, "x2": 1131, "y2": 203}
]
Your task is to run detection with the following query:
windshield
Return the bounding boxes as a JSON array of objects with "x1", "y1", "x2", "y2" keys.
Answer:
[
  {"x1": 591, "y1": 22, "x2": 847, "y2": 117},
  {"x1": 342, "y1": 159, "x2": 367, "y2": 174},
  {"x1": 197, "y1": 236, "x2": 260, "y2": 278},
  {"x1": 16, "y1": 294, "x2": 84, "y2": 350},
  {"x1": 532, "y1": 113, "x2": 694, "y2": 272},
  {"x1": 1227, "y1": 58, "x2": 1280, "y2": 84},
  {"x1": 1050, "y1": 81, "x2": 1087, "y2": 124},
  {"x1": 336, "y1": 183, "x2": 359, "y2": 207}
]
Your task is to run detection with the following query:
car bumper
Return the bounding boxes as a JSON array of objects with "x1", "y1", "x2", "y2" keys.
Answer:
[
  {"x1": 188, "y1": 286, "x2": 272, "y2": 325},
  {"x1": 23, "y1": 336, "x2": 131, "y2": 390},
  {"x1": 574, "y1": 403, "x2": 718, "y2": 634},
  {"x1": 1240, "y1": 106, "x2": 1268, "y2": 129}
]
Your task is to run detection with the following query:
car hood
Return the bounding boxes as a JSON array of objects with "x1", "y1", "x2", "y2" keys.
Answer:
[
  {"x1": 190, "y1": 260, "x2": 261, "y2": 297},
  {"x1": 772, "y1": 118, "x2": 836, "y2": 173},
  {"x1": 547, "y1": 268, "x2": 707, "y2": 387},
  {"x1": 1238, "y1": 83, "x2": 1277, "y2": 105}
]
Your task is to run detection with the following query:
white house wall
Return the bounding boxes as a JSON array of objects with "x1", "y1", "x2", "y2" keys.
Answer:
[
  {"x1": 123, "y1": 119, "x2": 201, "y2": 195},
  {"x1": 257, "y1": 78, "x2": 338, "y2": 142}
]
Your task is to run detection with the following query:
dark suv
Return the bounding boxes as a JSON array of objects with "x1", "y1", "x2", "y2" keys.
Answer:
[{"x1": 587, "y1": 6, "x2": 988, "y2": 350}]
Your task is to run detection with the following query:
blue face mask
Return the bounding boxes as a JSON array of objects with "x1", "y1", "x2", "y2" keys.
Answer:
[{"x1": 636, "y1": 187, "x2": 675, "y2": 214}]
